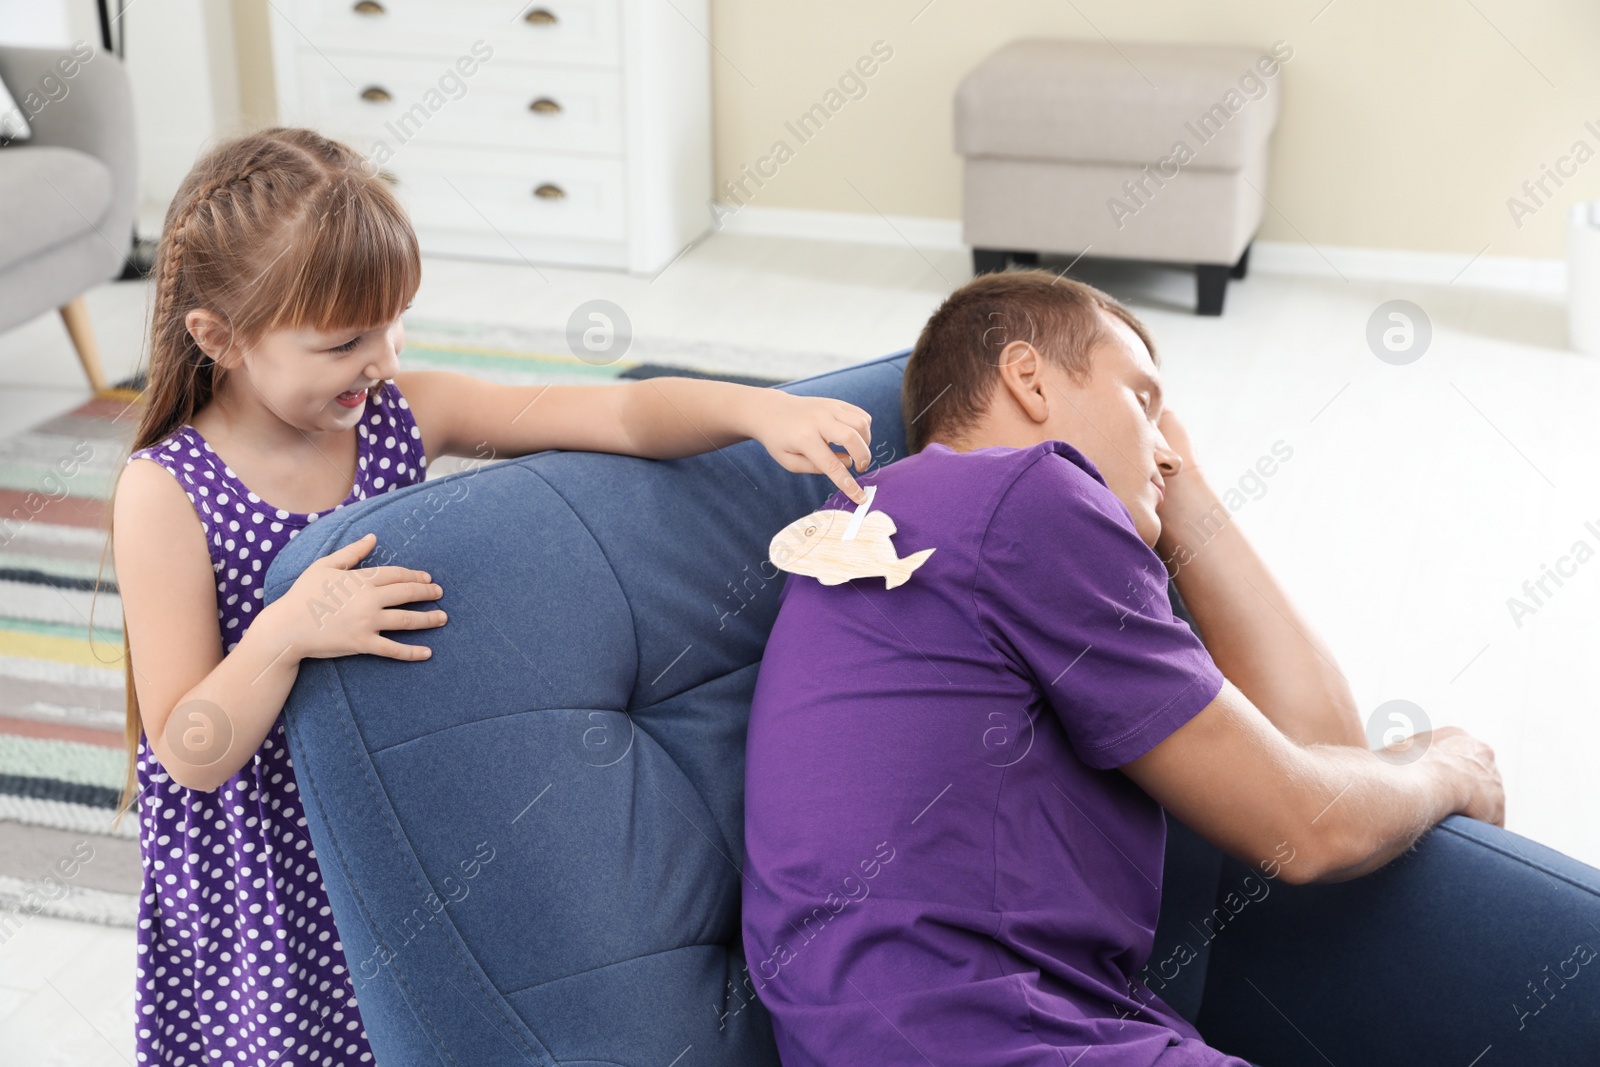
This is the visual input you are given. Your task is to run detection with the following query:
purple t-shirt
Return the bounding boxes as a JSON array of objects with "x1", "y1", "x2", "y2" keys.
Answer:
[{"x1": 741, "y1": 439, "x2": 1238, "y2": 1066}]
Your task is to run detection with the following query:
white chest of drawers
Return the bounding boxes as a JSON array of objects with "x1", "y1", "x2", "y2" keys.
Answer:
[{"x1": 266, "y1": 0, "x2": 712, "y2": 273}]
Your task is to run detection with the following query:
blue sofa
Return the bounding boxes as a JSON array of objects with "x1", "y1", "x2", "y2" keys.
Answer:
[{"x1": 267, "y1": 351, "x2": 1600, "y2": 1066}]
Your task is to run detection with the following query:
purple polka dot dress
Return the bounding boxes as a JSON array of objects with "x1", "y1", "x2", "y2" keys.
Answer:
[{"x1": 123, "y1": 380, "x2": 427, "y2": 1065}]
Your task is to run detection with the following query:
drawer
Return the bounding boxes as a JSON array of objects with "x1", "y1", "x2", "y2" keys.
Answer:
[
  {"x1": 276, "y1": 0, "x2": 620, "y2": 68},
  {"x1": 373, "y1": 145, "x2": 627, "y2": 243},
  {"x1": 299, "y1": 53, "x2": 624, "y2": 155}
]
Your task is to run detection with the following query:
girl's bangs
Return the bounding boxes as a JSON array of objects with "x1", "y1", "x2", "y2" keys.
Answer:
[{"x1": 265, "y1": 179, "x2": 421, "y2": 337}]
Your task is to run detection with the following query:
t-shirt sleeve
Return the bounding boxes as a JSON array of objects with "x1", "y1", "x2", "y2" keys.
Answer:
[{"x1": 974, "y1": 451, "x2": 1225, "y2": 769}]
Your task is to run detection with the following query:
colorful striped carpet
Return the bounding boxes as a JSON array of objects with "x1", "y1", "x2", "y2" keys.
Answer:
[{"x1": 0, "y1": 321, "x2": 789, "y2": 929}]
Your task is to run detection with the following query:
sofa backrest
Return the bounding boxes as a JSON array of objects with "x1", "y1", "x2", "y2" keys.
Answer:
[{"x1": 267, "y1": 351, "x2": 912, "y2": 1066}]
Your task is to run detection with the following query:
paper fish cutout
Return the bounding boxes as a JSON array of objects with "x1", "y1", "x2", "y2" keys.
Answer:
[{"x1": 769, "y1": 495, "x2": 935, "y2": 589}]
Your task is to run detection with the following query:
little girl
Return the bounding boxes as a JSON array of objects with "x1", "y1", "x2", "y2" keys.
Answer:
[{"x1": 108, "y1": 126, "x2": 874, "y2": 1065}]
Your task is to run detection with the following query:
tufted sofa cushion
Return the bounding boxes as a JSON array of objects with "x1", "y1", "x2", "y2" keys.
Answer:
[{"x1": 265, "y1": 351, "x2": 913, "y2": 1066}]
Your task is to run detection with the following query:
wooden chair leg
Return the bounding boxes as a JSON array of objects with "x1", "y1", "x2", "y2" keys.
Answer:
[{"x1": 58, "y1": 295, "x2": 108, "y2": 394}]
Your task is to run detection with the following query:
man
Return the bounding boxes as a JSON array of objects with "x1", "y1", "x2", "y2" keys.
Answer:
[{"x1": 740, "y1": 270, "x2": 1503, "y2": 1066}]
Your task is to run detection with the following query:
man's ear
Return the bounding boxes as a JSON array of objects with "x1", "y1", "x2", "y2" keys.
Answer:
[
  {"x1": 184, "y1": 308, "x2": 237, "y2": 367},
  {"x1": 995, "y1": 340, "x2": 1051, "y2": 425}
]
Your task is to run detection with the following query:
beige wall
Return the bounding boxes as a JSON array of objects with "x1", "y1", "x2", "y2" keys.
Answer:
[
  {"x1": 708, "y1": 0, "x2": 1600, "y2": 259},
  {"x1": 233, "y1": 0, "x2": 279, "y2": 131},
  {"x1": 234, "y1": 0, "x2": 1600, "y2": 259}
]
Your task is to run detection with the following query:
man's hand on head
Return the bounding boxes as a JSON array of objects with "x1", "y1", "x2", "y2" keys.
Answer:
[
  {"x1": 1155, "y1": 408, "x2": 1201, "y2": 477},
  {"x1": 1146, "y1": 406, "x2": 1367, "y2": 750},
  {"x1": 1151, "y1": 408, "x2": 1223, "y2": 569}
]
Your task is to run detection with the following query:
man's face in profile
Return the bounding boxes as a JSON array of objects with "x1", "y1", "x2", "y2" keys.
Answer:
[
  {"x1": 1052, "y1": 313, "x2": 1174, "y2": 546},
  {"x1": 962, "y1": 310, "x2": 1177, "y2": 547}
]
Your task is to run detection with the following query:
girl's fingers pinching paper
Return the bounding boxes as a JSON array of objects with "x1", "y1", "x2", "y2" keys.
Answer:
[{"x1": 835, "y1": 422, "x2": 872, "y2": 473}]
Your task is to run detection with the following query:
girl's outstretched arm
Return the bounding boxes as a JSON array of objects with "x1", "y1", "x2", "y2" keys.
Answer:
[{"x1": 395, "y1": 370, "x2": 875, "y2": 503}]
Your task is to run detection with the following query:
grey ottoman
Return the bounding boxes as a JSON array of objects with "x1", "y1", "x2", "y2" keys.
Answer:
[{"x1": 956, "y1": 38, "x2": 1287, "y2": 315}]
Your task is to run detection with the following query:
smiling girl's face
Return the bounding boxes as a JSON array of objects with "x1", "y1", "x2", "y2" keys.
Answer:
[{"x1": 186, "y1": 308, "x2": 407, "y2": 434}]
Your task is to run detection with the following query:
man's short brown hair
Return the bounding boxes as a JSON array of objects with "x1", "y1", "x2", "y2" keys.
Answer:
[{"x1": 901, "y1": 269, "x2": 1159, "y2": 454}]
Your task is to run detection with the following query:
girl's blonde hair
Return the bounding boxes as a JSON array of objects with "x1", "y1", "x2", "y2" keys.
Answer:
[{"x1": 101, "y1": 127, "x2": 421, "y2": 826}]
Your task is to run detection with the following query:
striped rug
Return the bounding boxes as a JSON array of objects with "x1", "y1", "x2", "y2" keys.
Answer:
[{"x1": 0, "y1": 320, "x2": 790, "y2": 930}]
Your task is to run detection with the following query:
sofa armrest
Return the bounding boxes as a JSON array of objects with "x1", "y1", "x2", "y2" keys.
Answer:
[
  {"x1": 0, "y1": 43, "x2": 137, "y2": 242},
  {"x1": 1194, "y1": 814, "x2": 1600, "y2": 1066}
]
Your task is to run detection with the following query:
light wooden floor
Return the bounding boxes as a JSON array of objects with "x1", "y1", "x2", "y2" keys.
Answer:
[{"x1": 1, "y1": 233, "x2": 1592, "y2": 1061}]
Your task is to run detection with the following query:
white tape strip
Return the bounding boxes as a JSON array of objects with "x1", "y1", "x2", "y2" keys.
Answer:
[{"x1": 842, "y1": 484, "x2": 877, "y2": 541}]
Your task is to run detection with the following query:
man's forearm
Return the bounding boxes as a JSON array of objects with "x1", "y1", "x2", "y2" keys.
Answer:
[
  {"x1": 1298, "y1": 743, "x2": 1465, "y2": 882},
  {"x1": 1156, "y1": 470, "x2": 1366, "y2": 749}
]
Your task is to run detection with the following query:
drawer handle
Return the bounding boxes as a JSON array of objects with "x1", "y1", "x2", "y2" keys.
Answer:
[
  {"x1": 352, "y1": 0, "x2": 385, "y2": 13},
  {"x1": 524, "y1": 7, "x2": 558, "y2": 24},
  {"x1": 533, "y1": 183, "x2": 566, "y2": 200},
  {"x1": 528, "y1": 97, "x2": 562, "y2": 115},
  {"x1": 360, "y1": 85, "x2": 392, "y2": 103}
]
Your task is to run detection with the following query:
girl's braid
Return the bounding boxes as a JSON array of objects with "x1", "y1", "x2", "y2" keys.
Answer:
[{"x1": 154, "y1": 163, "x2": 267, "y2": 323}]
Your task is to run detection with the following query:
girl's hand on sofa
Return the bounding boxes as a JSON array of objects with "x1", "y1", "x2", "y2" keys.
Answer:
[
  {"x1": 751, "y1": 393, "x2": 875, "y2": 505},
  {"x1": 276, "y1": 533, "x2": 448, "y2": 662}
]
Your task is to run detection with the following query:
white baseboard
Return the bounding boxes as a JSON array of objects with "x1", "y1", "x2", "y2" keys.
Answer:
[
  {"x1": 712, "y1": 204, "x2": 967, "y2": 251},
  {"x1": 710, "y1": 203, "x2": 1567, "y2": 294},
  {"x1": 1248, "y1": 241, "x2": 1565, "y2": 293}
]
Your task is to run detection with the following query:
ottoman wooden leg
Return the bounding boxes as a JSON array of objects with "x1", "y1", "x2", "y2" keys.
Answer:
[
  {"x1": 973, "y1": 248, "x2": 1010, "y2": 275},
  {"x1": 1196, "y1": 264, "x2": 1230, "y2": 316}
]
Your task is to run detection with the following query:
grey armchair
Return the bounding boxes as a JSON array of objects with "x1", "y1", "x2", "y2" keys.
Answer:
[{"x1": 0, "y1": 43, "x2": 136, "y2": 394}]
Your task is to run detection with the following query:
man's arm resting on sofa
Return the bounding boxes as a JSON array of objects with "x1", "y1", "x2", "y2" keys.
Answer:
[{"x1": 1120, "y1": 678, "x2": 1505, "y2": 884}]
